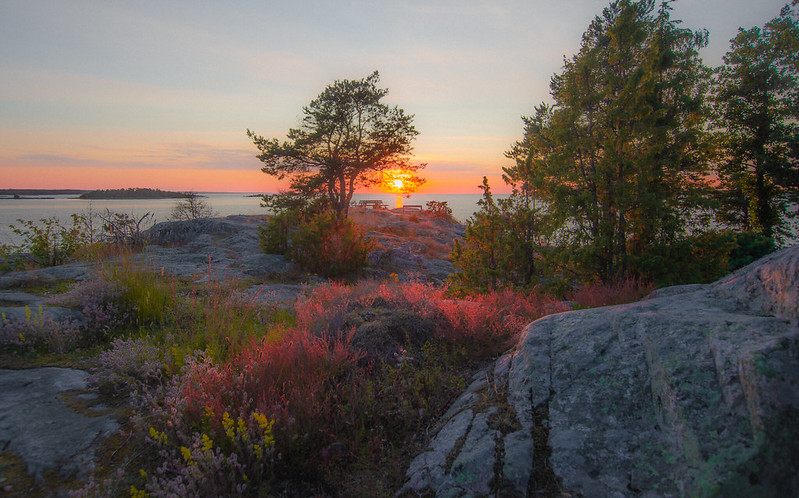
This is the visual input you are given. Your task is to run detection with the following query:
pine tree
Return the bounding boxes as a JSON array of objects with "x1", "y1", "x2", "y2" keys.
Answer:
[
  {"x1": 712, "y1": 2, "x2": 799, "y2": 240},
  {"x1": 506, "y1": 0, "x2": 711, "y2": 283}
]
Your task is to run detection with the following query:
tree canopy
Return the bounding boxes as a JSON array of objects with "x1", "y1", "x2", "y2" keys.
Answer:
[
  {"x1": 502, "y1": 0, "x2": 712, "y2": 283},
  {"x1": 712, "y1": 2, "x2": 799, "y2": 240},
  {"x1": 248, "y1": 71, "x2": 423, "y2": 219}
]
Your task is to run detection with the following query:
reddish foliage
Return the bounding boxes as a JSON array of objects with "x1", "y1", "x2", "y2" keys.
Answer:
[{"x1": 569, "y1": 277, "x2": 655, "y2": 309}]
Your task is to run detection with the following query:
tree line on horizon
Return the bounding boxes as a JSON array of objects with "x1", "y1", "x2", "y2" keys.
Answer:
[{"x1": 248, "y1": 0, "x2": 798, "y2": 288}]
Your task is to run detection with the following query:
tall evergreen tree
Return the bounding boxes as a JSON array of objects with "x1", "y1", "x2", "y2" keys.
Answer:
[
  {"x1": 712, "y1": 2, "x2": 799, "y2": 240},
  {"x1": 505, "y1": 0, "x2": 711, "y2": 283}
]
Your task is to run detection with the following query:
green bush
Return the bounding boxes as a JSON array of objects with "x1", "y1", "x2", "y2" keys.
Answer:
[
  {"x1": 259, "y1": 212, "x2": 293, "y2": 255},
  {"x1": 10, "y1": 215, "x2": 89, "y2": 267},
  {"x1": 630, "y1": 230, "x2": 776, "y2": 286},
  {"x1": 289, "y1": 210, "x2": 372, "y2": 278}
]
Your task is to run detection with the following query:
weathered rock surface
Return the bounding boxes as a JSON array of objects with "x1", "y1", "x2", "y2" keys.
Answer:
[
  {"x1": 0, "y1": 262, "x2": 93, "y2": 290},
  {"x1": 403, "y1": 245, "x2": 799, "y2": 497},
  {"x1": 0, "y1": 368, "x2": 119, "y2": 482},
  {"x1": 141, "y1": 215, "x2": 294, "y2": 281},
  {"x1": 142, "y1": 213, "x2": 462, "y2": 284}
]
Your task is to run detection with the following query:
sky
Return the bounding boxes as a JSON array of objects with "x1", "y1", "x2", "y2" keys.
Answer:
[{"x1": 0, "y1": 0, "x2": 791, "y2": 194}]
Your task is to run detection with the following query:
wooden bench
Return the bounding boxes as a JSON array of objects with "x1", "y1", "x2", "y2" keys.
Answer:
[
  {"x1": 357, "y1": 199, "x2": 388, "y2": 209},
  {"x1": 395, "y1": 204, "x2": 423, "y2": 213}
]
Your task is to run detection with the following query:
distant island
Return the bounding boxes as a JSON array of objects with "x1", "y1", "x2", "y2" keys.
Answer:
[
  {"x1": 79, "y1": 188, "x2": 189, "y2": 200},
  {"x1": 0, "y1": 189, "x2": 89, "y2": 198}
]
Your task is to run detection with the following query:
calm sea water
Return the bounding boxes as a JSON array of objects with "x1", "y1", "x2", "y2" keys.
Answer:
[
  {"x1": 0, "y1": 193, "x2": 487, "y2": 246},
  {"x1": 4, "y1": 193, "x2": 793, "y2": 248}
]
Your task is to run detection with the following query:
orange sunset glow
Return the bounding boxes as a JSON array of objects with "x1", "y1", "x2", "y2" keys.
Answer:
[
  {"x1": 1, "y1": 1, "x2": 778, "y2": 195},
  {"x1": 381, "y1": 169, "x2": 425, "y2": 194}
]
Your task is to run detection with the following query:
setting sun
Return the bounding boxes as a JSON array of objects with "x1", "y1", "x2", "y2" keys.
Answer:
[{"x1": 382, "y1": 169, "x2": 425, "y2": 194}]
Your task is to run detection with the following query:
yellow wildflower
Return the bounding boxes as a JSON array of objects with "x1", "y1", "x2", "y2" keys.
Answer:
[
  {"x1": 252, "y1": 412, "x2": 276, "y2": 447},
  {"x1": 180, "y1": 446, "x2": 194, "y2": 464},
  {"x1": 148, "y1": 427, "x2": 167, "y2": 444},
  {"x1": 139, "y1": 468, "x2": 147, "y2": 478},
  {"x1": 130, "y1": 486, "x2": 150, "y2": 498},
  {"x1": 254, "y1": 444, "x2": 263, "y2": 459},
  {"x1": 222, "y1": 411, "x2": 235, "y2": 439},
  {"x1": 237, "y1": 417, "x2": 248, "y2": 440},
  {"x1": 201, "y1": 433, "x2": 214, "y2": 452}
]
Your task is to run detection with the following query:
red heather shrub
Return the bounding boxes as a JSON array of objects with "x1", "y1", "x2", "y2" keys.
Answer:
[
  {"x1": 295, "y1": 281, "x2": 549, "y2": 357},
  {"x1": 236, "y1": 329, "x2": 365, "y2": 431},
  {"x1": 569, "y1": 277, "x2": 655, "y2": 309},
  {"x1": 177, "y1": 329, "x2": 368, "y2": 475}
]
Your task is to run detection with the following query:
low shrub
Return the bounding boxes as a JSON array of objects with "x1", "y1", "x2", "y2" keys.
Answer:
[
  {"x1": 102, "y1": 259, "x2": 176, "y2": 326},
  {"x1": 630, "y1": 230, "x2": 776, "y2": 286},
  {"x1": 49, "y1": 277, "x2": 132, "y2": 341},
  {"x1": 0, "y1": 306, "x2": 82, "y2": 354},
  {"x1": 171, "y1": 280, "x2": 287, "y2": 362},
  {"x1": 424, "y1": 200, "x2": 456, "y2": 223},
  {"x1": 124, "y1": 352, "x2": 278, "y2": 497},
  {"x1": 289, "y1": 210, "x2": 372, "y2": 278},
  {"x1": 568, "y1": 277, "x2": 656, "y2": 309},
  {"x1": 92, "y1": 337, "x2": 170, "y2": 396},
  {"x1": 10, "y1": 215, "x2": 89, "y2": 267}
]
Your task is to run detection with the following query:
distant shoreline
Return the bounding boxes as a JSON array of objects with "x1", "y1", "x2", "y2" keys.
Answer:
[
  {"x1": 78, "y1": 188, "x2": 188, "y2": 200},
  {"x1": 0, "y1": 189, "x2": 89, "y2": 198}
]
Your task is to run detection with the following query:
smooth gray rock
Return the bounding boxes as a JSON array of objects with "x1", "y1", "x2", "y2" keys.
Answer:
[
  {"x1": 0, "y1": 305, "x2": 87, "y2": 328},
  {"x1": 0, "y1": 262, "x2": 93, "y2": 290},
  {"x1": 404, "y1": 245, "x2": 799, "y2": 497},
  {"x1": 447, "y1": 409, "x2": 499, "y2": 496},
  {"x1": 131, "y1": 216, "x2": 292, "y2": 281},
  {"x1": 403, "y1": 409, "x2": 475, "y2": 494},
  {"x1": 0, "y1": 290, "x2": 45, "y2": 306},
  {"x1": 0, "y1": 368, "x2": 118, "y2": 481}
]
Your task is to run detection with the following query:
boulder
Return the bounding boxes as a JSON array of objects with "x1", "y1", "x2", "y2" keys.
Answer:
[{"x1": 403, "y1": 245, "x2": 799, "y2": 497}]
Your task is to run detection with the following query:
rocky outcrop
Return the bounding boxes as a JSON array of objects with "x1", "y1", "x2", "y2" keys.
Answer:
[
  {"x1": 403, "y1": 245, "x2": 799, "y2": 497},
  {"x1": 141, "y1": 215, "x2": 294, "y2": 280},
  {"x1": 0, "y1": 368, "x2": 119, "y2": 482}
]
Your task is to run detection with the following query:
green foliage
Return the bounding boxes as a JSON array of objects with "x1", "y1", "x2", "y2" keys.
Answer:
[
  {"x1": 248, "y1": 71, "x2": 423, "y2": 219},
  {"x1": 10, "y1": 215, "x2": 89, "y2": 267},
  {"x1": 505, "y1": 0, "x2": 712, "y2": 284},
  {"x1": 289, "y1": 210, "x2": 372, "y2": 278},
  {"x1": 259, "y1": 194, "x2": 372, "y2": 278},
  {"x1": 79, "y1": 187, "x2": 186, "y2": 199},
  {"x1": 0, "y1": 243, "x2": 17, "y2": 271},
  {"x1": 711, "y1": 3, "x2": 799, "y2": 240},
  {"x1": 258, "y1": 212, "x2": 293, "y2": 255},
  {"x1": 103, "y1": 259, "x2": 175, "y2": 326},
  {"x1": 630, "y1": 230, "x2": 775, "y2": 286},
  {"x1": 728, "y1": 231, "x2": 777, "y2": 270},
  {"x1": 258, "y1": 192, "x2": 331, "y2": 255},
  {"x1": 450, "y1": 177, "x2": 553, "y2": 293}
]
